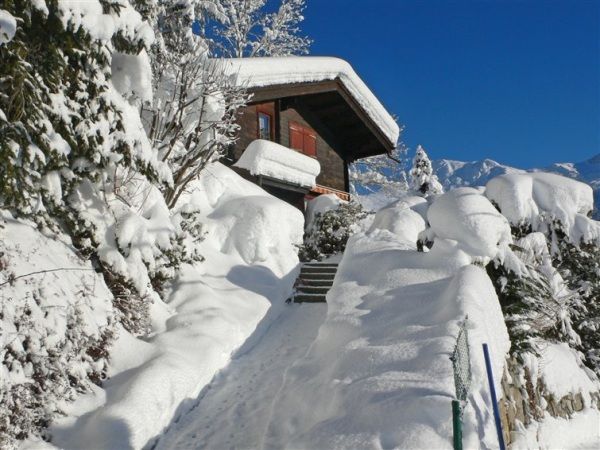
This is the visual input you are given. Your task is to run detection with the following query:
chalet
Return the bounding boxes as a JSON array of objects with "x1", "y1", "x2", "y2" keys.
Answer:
[{"x1": 224, "y1": 57, "x2": 399, "y2": 211}]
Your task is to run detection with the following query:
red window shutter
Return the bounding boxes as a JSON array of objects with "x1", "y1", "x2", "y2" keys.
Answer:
[
  {"x1": 289, "y1": 123, "x2": 303, "y2": 151},
  {"x1": 304, "y1": 132, "x2": 317, "y2": 156}
]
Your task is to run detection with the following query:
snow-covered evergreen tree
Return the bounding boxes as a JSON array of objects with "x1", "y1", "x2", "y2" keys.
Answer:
[
  {"x1": 208, "y1": 0, "x2": 311, "y2": 57},
  {"x1": 409, "y1": 145, "x2": 443, "y2": 196}
]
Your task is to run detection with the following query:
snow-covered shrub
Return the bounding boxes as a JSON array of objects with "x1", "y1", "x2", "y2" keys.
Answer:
[
  {"x1": 410, "y1": 145, "x2": 443, "y2": 196},
  {"x1": 486, "y1": 232, "x2": 580, "y2": 355},
  {"x1": 299, "y1": 200, "x2": 369, "y2": 261},
  {"x1": 0, "y1": 212, "x2": 115, "y2": 448}
]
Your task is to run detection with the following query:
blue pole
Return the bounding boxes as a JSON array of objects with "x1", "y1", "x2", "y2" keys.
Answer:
[{"x1": 482, "y1": 343, "x2": 506, "y2": 450}]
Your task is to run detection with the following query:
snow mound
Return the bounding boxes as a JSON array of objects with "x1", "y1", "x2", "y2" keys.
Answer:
[
  {"x1": 224, "y1": 57, "x2": 400, "y2": 145},
  {"x1": 234, "y1": 139, "x2": 321, "y2": 189},
  {"x1": 485, "y1": 172, "x2": 599, "y2": 243},
  {"x1": 264, "y1": 227, "x2": 510, "y2": 449},
  {"x1": 0, "y1": 9, "x2": 16, "y2": 45},
  {"x1": 368, "y1": 195, "x2": 428, "y2": 246},
  {"x1": 427, "y1": 187, "x2": 512, "y2": 260}
]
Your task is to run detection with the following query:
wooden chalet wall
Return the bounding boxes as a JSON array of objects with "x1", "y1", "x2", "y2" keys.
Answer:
[
  {"x1": 279, "y1": 107, "x2": 346, "y2": 191},
  {"x1": 229, "y1": 100, "x2": 348, "y2": 193}
]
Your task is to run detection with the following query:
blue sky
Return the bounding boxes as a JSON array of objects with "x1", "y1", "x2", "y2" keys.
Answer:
[{"x1": 301, "y1": 0, "x2": 600, "y2": 168}]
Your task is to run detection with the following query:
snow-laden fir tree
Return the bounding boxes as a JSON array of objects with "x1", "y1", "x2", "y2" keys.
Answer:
[
  {"x1": 349, "y1": 144, "x2": 409, "y2": 198},
  {"x1": 208, "y1": 0, "x2": 311, "y2": 57},
  {"x1": 409, "y1": 145, "x2": 443, "y2": 196}
]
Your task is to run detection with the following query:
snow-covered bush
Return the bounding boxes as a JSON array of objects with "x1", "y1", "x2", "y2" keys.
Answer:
[
  {"x1": 299, "y1": 199, "x2": 369, "y2": 261},
  {"x1": 0, "y1": 212, "x2": 115, "y2": 448},
  {"x1": 410, "y1": 145, "x2": 444, "y2": 196}
]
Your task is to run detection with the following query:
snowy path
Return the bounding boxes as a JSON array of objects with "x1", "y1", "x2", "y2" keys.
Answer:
[{"x1": 153, "y1": 303, "x2": 326, "y2": 450}]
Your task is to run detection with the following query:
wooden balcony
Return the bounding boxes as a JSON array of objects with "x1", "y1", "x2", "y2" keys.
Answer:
[{"x1": 310, "y1": 184, "x2": 351, "y2": 201}]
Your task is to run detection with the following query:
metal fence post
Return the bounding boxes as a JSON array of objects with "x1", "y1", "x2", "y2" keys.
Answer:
[
  {"x1": 482, "y1": 343, "x2": 506, "y2": 450},
  {"x1": 450, "y1": 317, "x2": 471, "y2": 450},
  {"x1": 452, "y1": 399, "x2": 463, "y2": 450}
]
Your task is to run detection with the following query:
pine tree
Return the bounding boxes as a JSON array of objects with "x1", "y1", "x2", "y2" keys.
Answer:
[{"x1": 409, "y1": 145, "x2": 443, "y2": 196}]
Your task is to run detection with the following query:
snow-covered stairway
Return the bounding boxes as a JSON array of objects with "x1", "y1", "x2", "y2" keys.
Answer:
[{"x1": 293, "y1": 262, "x2": 338, "y2": 303}]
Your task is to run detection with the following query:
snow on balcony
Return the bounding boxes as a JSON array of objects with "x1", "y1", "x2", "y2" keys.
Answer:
[{"x1": 234, "y1": 139, "x2": 321, "y2": 188}]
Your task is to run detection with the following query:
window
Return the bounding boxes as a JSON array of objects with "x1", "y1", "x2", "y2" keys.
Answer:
[
  {"x1": 289, "y1": 122, "x2": 317, "y2": 157},
  {"x1": 258, "y1": 112, "x2": 272, "y2": 140}
]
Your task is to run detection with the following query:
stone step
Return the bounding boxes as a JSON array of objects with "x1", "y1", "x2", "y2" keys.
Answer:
[
  {"x1": 298, "y1": 273, "x2": 336, "y2": 281},
  {"x1": 301, "y1": 266, "x2": 336, "y2": 271},
  {"x1": 301, "y1": 268, "x2": 337, "y2": 275},
  {"x1": 297, "y1": 285, "x2": 330, "y2": 295},
  {"x1": 298, "y1": 278, "x2": 333, "y2": 287},
  {"x1": 302, "y1": 263, "x2": 339, "y2": 268},
  {"x1": 293, "y1": 293, "x2": 327, "y2": 303}
]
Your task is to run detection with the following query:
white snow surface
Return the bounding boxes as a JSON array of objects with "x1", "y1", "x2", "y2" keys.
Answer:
[
  {"x1": 234, "y1": 139, "x2": 321, "y2": 188},
  {"x1": 0, "y1": 9, "x2": 16, "y2": 45},
  {"x1": 44, "y1": 163, "x2": 303, "y2": 450},
  {"x1": 485, "y1": 172, "x2": 600, "y2": 243},
  {"x1": 511, "y1": 409, "x2": 600, "y2": 450},
  {"x1": 224, "y1": 57, "x2": 400, "y2": 145},
  {"x1": 427, "y1": 187, "x2": 512, "y2": 261},
  {"x1": 257, "y1": 230, "x2": 510, "y2": 448},
  {"x1": 154, "y1": 196, "x2": 511, "y2": 449}
]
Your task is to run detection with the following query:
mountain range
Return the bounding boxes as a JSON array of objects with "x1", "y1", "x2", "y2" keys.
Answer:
[{"x1": 432, "y1": 154, "x2": 600, "y2": 219}]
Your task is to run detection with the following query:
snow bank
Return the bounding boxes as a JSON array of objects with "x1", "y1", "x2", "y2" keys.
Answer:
[
  {"x1": 511, "y1": 409, "x2": 600, "y2": 450},
  {"x1": 263, "y1": 222, "x2": 510, "y2": 449},
  {"x1": 368, "y1": 195, "x2": 428, "y2": 246},
  {"x1": 224, "y1": 57, "x2": 400, "y2": 145},
  {"x1": 47, "y1": 163, "x2": 302, "y2": 449},
  {"x1": 486, "y1": 172, "x2": 600, "y2": 243},
  {"x1": 234, "y1": 139, "x2": 321, "y2": 189},
  {"x1": 0, "y1": 9, "x2": 16, "y2": 45},
  {"x1": 427, "y1": 187, "x2": 512, "y2": 260}
]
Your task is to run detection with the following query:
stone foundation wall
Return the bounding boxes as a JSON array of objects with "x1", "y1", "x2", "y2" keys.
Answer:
[{"x1": 499, "y1": 356, "x2": 600, "y2": 446}]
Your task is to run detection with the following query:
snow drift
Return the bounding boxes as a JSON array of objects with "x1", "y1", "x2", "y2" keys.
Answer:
[
  {"x1": 260, "y1": 195, "x2": 511, "y2": 449},
  {"x1": 42, "y1": 163, "x2": 303, "y2": 450},
  {"x1": 486, "y1": 172, "x2": 600, "y2": 243}
]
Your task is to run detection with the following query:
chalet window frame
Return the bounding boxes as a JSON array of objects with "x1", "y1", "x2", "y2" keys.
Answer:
[{"x1": 256, "y1": 106, "x2": 274, "y2": 141}]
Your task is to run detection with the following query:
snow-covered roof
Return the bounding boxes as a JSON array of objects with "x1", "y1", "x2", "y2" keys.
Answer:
[
  {"x1": 234, "y1": 139, "x2": 321, "y2": 188},
  {"x1": 223, "y1": 57, "x2": 400, "y2": 146}
]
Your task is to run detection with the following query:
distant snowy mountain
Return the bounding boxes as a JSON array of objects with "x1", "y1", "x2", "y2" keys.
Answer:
[{"x1": 432, "y1": 154, "x2": 600, "y2": 218}]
